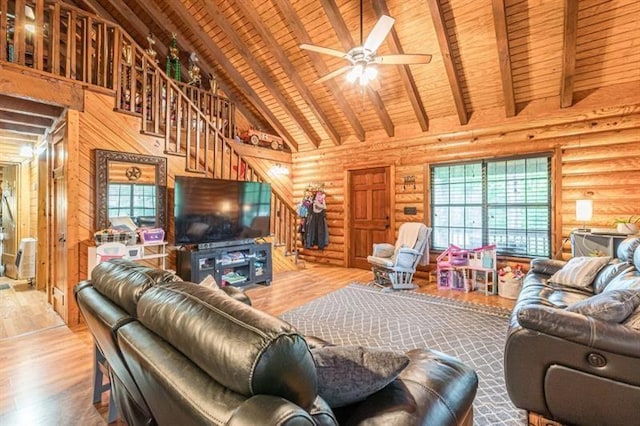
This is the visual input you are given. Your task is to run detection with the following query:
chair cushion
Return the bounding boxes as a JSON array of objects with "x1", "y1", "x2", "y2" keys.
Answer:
[
  {"x1": 311, "y1": 346, "x2": 409, "y2": 408},
  {"x1": 549, "y1": 256, "x2": 610, "y2": 291},
  {"x1": 367, "y1": 255, "x2": 395, "y2": 268},
  {"x1": 566, "y1": 290, "x2": 640, "y2": 323}
]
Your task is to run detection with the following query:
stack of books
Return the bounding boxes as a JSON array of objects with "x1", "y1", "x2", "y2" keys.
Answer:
[{"x1": 221, "y1": 271, "x2": 246, "y2": 285}]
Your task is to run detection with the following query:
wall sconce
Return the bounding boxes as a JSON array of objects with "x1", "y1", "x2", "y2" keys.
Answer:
[
  {"x1": 576, "y1": 199, "x2": 593, "y2": 231},
  {"x1": 271, "y1": 163, "x2": 289, "y2": 176},
  {"x1": 403, "y1": 175, "x2": 416, "y2": 191}
]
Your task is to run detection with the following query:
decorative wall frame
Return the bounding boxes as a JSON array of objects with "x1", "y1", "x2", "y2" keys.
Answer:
[{"x1": 94, "y1": 149, "x2": 167, "y2": 231}]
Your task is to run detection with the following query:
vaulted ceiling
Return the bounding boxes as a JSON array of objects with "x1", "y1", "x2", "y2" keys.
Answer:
[{"x1": 75, "y1": 0, "x2": 639, "y2": 152}]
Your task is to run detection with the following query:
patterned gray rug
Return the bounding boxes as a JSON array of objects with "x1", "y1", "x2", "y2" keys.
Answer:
[{"x1": 281, "y1": 283, "x2": 527, "y2": 426}]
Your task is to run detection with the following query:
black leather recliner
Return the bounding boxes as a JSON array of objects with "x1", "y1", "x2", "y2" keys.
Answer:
[
  {"x1": 504, "y1": 237, "x2": 640, "y2": 425},
  {"x1": 76, "y1": 260, "x2": 478, "y2": 425}
]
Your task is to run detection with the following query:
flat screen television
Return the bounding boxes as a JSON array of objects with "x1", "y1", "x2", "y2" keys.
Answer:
[{"x1": 174, "y1": 176, "x2": 271, "y2": 246}]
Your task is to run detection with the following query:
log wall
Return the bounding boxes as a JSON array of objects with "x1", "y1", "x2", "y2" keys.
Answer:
[{"x1": 292, "y1": 95, "x2": 640, "y2": 267}]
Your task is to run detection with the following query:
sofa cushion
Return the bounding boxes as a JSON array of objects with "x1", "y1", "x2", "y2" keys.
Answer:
[
  {"x1": 593, "y1": 261, "x2": 634, "y2": 294},
  {"x1": 549, "y1": 256, "x2": 610, "y2": 291},
  {"x1": 311, "y1": 346, "x2": 409, "y2": 408},
  {"x1": 566, "y1": 290, "x2": 640, "y2": 323}
]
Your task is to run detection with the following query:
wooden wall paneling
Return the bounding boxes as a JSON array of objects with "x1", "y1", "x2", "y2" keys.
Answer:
[
  {"x1": 65, "y1": 109, "x2": 80, "y2": 326},
  {"x1": 36, "y1": 139, "x2": 50, "y2": 291},
  {"x1": 292, "y1": 104, "x2": 640, "y2": 267}
]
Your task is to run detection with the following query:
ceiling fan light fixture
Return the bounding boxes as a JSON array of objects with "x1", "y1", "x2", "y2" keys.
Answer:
[
  {"x1": 347, "y1": 64, "x2": 363, "y2": 83},
  {"x1": 365, "y1": 66, "x2": 377, "y2": 80}
]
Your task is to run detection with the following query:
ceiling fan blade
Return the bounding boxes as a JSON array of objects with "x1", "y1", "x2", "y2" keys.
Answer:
[
  {"x1": 314, "y1": 66, "x2": 352, "y2": 84},
  {"x1": 363, "y1": 15, "x2": 395, "y2": 53},
  {"x1": 374, "y1": 54, "x2": 432, "y2": 65},
  {"x1": 300, "y1": 43, "x2": 348, "y2": 59}
]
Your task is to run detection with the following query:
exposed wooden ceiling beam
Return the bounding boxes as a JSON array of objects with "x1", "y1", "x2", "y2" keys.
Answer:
[
  {"x1": 372, "y1": 0, "x2": 429, "y2": 132},
  {"x1": 270, "y1": 0, "x2": 365, "y2": 142},
  {"x1": 0, "y1": 129, "x2": 39, "y2": 143},
  {"x1": 195, "y1": 0, "x2": 319, "y2": 148},
  {"x1": 425, "y1": 0, "x2": 469, "y2": 125},
  {"x1": 233, "y1": 0, "x2": 342, "y2": 147},
  {"x1": 320, "y1": 0, "x2": 395, "y2": 137},
  {"x1": 560, "y1": 0, "x2": 579, "y2": 108},
  {"x1": 0, "y1": 95, "x2": 64, "y2": 119},
  {"x1": 0, "y1": 110, "x2": 54, "y2": 128},
  {"x1": 0, "y1": 122, "x2": 46, "y2": 135},
  {"x1": 140, "y1": 0, "x2": 298, "y2": 152},
  {"x1": 491, "y1": 0, "x2": 516, "y2": 117}
]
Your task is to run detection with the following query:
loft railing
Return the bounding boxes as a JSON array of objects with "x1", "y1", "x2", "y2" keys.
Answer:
[{"x1": 0, "y1": 0, "x2": 298, "y2": 257}]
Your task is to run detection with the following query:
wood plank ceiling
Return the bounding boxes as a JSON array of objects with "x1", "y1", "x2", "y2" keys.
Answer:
[
  {"x1": 79, "y1": 0, "x2": 639, "y2": 152},
  {"x1": 0, "y1": 94, "x2": 63, "y2": 162}
]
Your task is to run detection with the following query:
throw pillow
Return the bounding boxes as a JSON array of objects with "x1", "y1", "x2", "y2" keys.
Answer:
[
  {"x1": 566, "y1": 290, "x2": 640, "y2": 323},
  {"x1": 549, "y1": 256, "x2": 611, "y2": 290},
  {"x1": 199, "y1": 274, "x2": 220, "y2": 290},
  {"x1": 593, "y1": 261, "x2": 633, "y2": 294},
  {"x1": 311, "y1": 346, "x2": 409, "y2": 408}
]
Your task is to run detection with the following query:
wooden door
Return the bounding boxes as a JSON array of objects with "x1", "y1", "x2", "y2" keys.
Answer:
[
  {"x1": 348, "y1": 167, "x2": 392, "y2": 269},
  {"x1": 51, "y1": 129, "x2": 67, "y2": 322}
]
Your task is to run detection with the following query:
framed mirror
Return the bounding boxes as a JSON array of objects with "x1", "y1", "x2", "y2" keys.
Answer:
[{"x1": 95, "y1": 149, "x2": 167, "y2": 231}]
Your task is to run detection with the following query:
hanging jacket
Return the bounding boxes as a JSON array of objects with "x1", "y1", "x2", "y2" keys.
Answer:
[{"x1": 304, "y1": 209, "x2": 329, "y2": 250}]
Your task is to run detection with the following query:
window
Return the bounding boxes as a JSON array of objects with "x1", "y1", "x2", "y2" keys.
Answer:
[
  {"x1": 108, "y1": 183, "x2": 157, "y2": 224},
  {"x1": 240, "y1": 182, "x2": 271, "y2": 226},
  {"x1": 430, "y1": 155, "x2": 551, "y2": 257}
]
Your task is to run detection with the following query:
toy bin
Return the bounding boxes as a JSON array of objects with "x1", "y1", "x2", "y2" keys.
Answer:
[
  {"x1": 140, "y1": 228, "x2": 165, "y2": 244},
  {"x1": 498, "y1": 277, "x2": 523, "y2": 299}
]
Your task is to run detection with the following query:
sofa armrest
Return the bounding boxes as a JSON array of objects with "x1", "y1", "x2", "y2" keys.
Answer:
[
  {"x1": 227, "y1": 395, "x2": 315, "y2": 425},
  {"x1": 336, "y1": 349, "x2": 477, "y2": 426},
  {"x1": 517, "y1": 305, "x2": 640, "y2": 358},
  {"x1": 529, "y1": 258, "x2": 566, "y2": 276}
]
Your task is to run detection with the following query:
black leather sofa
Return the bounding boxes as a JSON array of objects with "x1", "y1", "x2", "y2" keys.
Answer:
[
  {"x1": 504, "y1": 236, "x2": 640, "y2": 425},
  {"x1": 75, "y1": 259, "x2": 479, "y2": 425}
]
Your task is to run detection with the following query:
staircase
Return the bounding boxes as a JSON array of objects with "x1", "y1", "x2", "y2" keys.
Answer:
[{"x1": 1, "y1": 0, "x2": 300, "y2": 260}]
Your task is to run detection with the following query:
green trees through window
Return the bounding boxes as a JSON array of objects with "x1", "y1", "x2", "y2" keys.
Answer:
[{"x1": 430, "y1": 155, "x2": 551, "y2": 257}]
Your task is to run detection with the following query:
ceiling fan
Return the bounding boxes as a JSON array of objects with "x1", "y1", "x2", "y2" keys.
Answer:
[{"x1": 300, "y1": 1, "x2": 432, "y2": 87}]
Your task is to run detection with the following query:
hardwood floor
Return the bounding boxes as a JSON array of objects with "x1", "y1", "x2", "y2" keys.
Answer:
[
  {"x1": 0, "y1": 264, "x2": 521, "y2": 425},
  {"x1": 0, "y1": 278, "x2": 64, "y2": 339}
]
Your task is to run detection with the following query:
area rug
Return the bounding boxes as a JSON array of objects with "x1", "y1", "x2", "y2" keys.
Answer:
[{"x1": 280, "y1": 283, "x2": 527, "y2": 425}]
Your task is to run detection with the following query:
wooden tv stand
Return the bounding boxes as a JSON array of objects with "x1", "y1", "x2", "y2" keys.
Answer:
[{"x1": 176, "y1": 241, "x2": 272, "y2": 287}]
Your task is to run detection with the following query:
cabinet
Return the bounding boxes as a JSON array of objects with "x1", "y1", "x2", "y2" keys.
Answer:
[
  {"x1": 176, "y1": 242, "x2": 272, "y2": 287},
  {"x1": 571, "y1": 231, "x2": 629, "y2": 257},
  {"x1": 87, "y1": 242, "x2": 168, "y2": 278}
]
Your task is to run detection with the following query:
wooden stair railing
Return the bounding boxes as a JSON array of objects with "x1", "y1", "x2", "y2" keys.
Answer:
[{"x1": 0, "y1": 0, "x2": 299, "y2": 259}]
